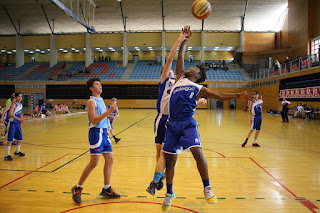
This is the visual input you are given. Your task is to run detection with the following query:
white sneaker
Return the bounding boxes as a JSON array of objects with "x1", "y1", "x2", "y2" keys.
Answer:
[
  {"x1": 204, "y1": 186, "x2": 218, "y2": 204},
  {"x1": 162, "y1": 193, "x2": 175, "y2": 212}
]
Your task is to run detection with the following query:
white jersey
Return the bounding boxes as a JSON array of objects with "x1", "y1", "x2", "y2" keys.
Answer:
[
  {"x1": 157, "y1": 77, "x2": 175, "y2": 115},
  {"x1": 251, "y1": 99, "x2": 263, "y2": 116}
]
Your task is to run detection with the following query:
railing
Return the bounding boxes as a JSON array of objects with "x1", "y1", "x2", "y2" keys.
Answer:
[{"x1": 247, "y1": 54, "x2": 320, "y2": 80}]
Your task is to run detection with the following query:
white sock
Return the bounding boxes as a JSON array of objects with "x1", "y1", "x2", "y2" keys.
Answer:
[
  {"x1": 16, "y1": 145, "x2": 21, "y2": 153},
  {"x1": 76, "y1": 184, "x2": 83, "y2": 188},
  {"x1": 6, "y1": 146, "x2": 11, "y2": 156},
  {"x1": 253, "y1": 140, "x2": 257, "y2": 144},
  {"x1": 104, "y1": 184, "x2": 110, "y2": 189}
]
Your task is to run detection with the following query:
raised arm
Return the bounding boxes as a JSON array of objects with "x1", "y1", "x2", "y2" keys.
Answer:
[
  {"x1": 197, "y1": 87, "x2": 255, "y2": 101},
  {"x1": 175, "y1": 27, "x2": 192, "y2": 82},
  {"x1": 160, "y1": 26, "x2": 188, "y2": 83}
]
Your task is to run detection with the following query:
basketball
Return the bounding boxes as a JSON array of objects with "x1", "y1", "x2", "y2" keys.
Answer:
[{"x1": 191, "y1": 0, "x2": 212, "y2": 19}]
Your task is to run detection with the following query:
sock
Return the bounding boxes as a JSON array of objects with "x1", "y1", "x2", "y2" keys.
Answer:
[
  {"x1": 103, "y1": 184, "x2": 111, "y2": 189},
  {"x1": 162, "y1": 172, "x2": 166, "y2": 178},
  {"x1": 6, "y1": 146, "x2": 11, "y2": 156},
  {"x1": 16, "y1": 145, "x2": 21, "y2": 153},
  {"x1": 153, "y1": 172, "x2": 162, "y2": 182},
  {"x1": 253, "y1": 139, "x2": 257, "y2": 144},
  {"x1": 113, "y1": 136, "x2": 116, "y2": 140},
  {"x1": 202, "y1": 179, "x2": 210, "y2": 188},
  {"x1": 245, "y1": 138, "x2": 248, "y2": 143},
  {"x1": 167, "y1": 184, "x2": 173, "y2": 195},
  {"x1": 76, "y1": 184, "x2": 83, "y2": 188}
]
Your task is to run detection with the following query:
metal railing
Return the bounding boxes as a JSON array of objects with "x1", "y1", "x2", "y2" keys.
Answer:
[{"x1": 247, "y1": 54, "x2": 320, "y2": 80}]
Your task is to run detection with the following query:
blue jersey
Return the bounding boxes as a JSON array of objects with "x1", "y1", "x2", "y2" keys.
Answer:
[
  {"x1": 41, "y1": 104, "x2": 45, "y2": 111},
  {"x1": 9, "y1": 103, "x2": 23, "y2": 123},
  {"x1": 107, "y1": 105, "x2": 117, "y2": 117},
  {"x1": 157, "y1": 77, "x2": 175, "y2": 115},
  {"x1": 88, "y1": 96, "x2": 108, "y2": 129},
  {"x1": 251, "y1": 99, "x2": 263, "y2": 116},
  {"x1": 169, "y1": 76, "x2": 203, "y2": 121}
]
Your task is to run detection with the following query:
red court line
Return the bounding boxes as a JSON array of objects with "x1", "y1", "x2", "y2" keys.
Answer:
[
  {"x1": 203, "y1": 148, "x2": 226, "y2": 158},
  {"x1": 0, "y1": 154, "x2": 68, "y2": 189},
  {"x1": 60, "y1": 201, "x2": 199, "y2": 213},
  {"x1": 249, "y1": 157, "x2": 318, "y2": 213}
]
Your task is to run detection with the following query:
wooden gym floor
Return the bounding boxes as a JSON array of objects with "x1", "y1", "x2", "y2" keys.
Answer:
[{"x1": 0, "y1": 109, "x2": 319, "y2": 213}]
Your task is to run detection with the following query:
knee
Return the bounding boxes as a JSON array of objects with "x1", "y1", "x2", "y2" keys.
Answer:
[
  {"x1": 105, "y1": 156, "x2": 113, "y2": 166},
  {"x1": 89, "y1": 160, "x2": 99, "y2": 168}
]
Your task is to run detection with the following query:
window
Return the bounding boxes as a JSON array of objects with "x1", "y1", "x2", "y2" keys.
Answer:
[{"x1": 311, "y1": 37, "x2": 320, "y2": 60}]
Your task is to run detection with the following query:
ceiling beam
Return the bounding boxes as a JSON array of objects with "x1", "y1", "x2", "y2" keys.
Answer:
[
  {"x1": 161, "y1": 0, "x2": 165, "y2": 31},
  {"x1": 3, "y1": 6, "x2": 20, "y2": 35},
  {"x1": 41, "y1": 5, "x2": 54, "y2": 34},
  {"x1": 242, "y1": 0, "x2": 249, "y2": 31},
  {"x1": 119, "y1": 1, "x2": 126, "y2": 32}
]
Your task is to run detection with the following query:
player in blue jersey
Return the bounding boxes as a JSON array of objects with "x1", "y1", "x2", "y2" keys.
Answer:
[
  {"x1": 146, "y1": 26, "x2": 192, "y2": 196},
  {"x1": 161, "y1": 31, "x2": 255, "y2": 212},
  {"x1": 4, "y1": 93, "x2": 25, "y2": 161},
  {"x1": 242, "y1": 91, "x2": 263, "y2": 147},
  {"x1": 72, "y1": 78, "x2": 120, "y2": 204},
  {"x1": 107, "y1": 97, "x2": 121, "y2": 143},
  {"x1": 0, "y1": 97, "x2": 16, "y2": 146}
]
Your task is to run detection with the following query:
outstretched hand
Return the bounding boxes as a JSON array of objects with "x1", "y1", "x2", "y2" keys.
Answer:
[
  {"x1": 240, "y1": 91, "x2": 256, "y2": 101},
  {"x1": 110, "y1": 103, "x2": 118, "y2": 112},
  {"x1": 181, "y1": 25, "x2": 192, "y2": 40}
]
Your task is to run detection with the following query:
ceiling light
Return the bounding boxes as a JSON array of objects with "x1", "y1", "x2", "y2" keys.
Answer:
[
  {"x1": 75, "y1": 50, "x2": 79, "y2": 52},
  {"x1": 47, "y1": 49, "x2": 50, "y2": 51},
  {"x1": 7, "y1": 52, "x2": 12, "y2": 54},
  {"x1": 150, "y1": 49, "x2": 153, "y2": 51},
  {"x1": 59, "y1": 48, "x2": 64, "y2": 51},
  {"x1": 111, "y1": 49, "x2": 115, "y2": 52},
  {"x1": 1, "y1": 50, "x2": 6, "y2": 52},
  {"x1": 41, "y1": 51, "x2": 45, "y2": 53},
  {"x1": 29, "y1": 51, "x2": 34, "y2": 53},
  {"x1": 99, "y1": 50, "x2": 103, "y2": 52},
  {"x1": 121, "y1": 47, "x2": 123, "y2": 49},
  {"x1": 36, "y1": 49, "x2": 40, "y2": 51},
  {"x1": 135, "y1": 47, "x2": 139, "y2": 48},
  {"x1": 148, "y1": 47, "x2": 152, "y2": 48},
  {"x1": 63, "y1": 50, "x2": 68, "y2": 52},
  {"x1": 83, "y1": 48, "x2": 86, "y2": 50},
  {"x1": 109, "y1": 47, "x2": 113, "y2": 49},
  {"x1": 71, "y1": 48, "x2": 76, "y2": 50},
  {"x1": 96, "y1": 47, "x2": 100, "y2": 50},
  {"x1": 24, "y1": 50, "x2": 28, "y2": 52},
  {"x1": 13, "y1": 50, "x2": 16, "y2": 52}
]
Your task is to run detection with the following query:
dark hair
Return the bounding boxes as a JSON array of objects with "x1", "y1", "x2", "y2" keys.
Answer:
[
  {"x1": 15, "y1": 92, "x2": 22, "y2": 97},
  {"x1": 254, "y1": 91, "x2": 259, "y2": 94},
  {"x1": 86, "y1": 78, "x2": 100, "y2": 94},
  {"x1": 10, "y1": 97, "x2": 14, "y2": 101},
  {"x1": 195, "y1": 64, "x2": 207, "y2": 84}
]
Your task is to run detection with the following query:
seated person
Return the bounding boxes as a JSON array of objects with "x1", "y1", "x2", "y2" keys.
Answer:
[
  {"x1": 294, "y1": 103, "x2": 304, "y2": 117},
  {"x1": 305, "y1": 105, "x2": 314, "y2": 120}
]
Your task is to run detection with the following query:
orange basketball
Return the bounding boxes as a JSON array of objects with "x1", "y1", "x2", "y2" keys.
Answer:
[{"x1": 191, "y1": 0, "x2": 212, "y2": 19}]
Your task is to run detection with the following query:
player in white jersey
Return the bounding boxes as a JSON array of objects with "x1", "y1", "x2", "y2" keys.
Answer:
[
  {"x1": 146, "y1": 26, "x2": 192, "y2": 196},
  {"x1": 161, "y1": 29, "x2": 255, "y2": 212},
  {"x1": 4, "y1": 93, "x2": 25, "y2": 161},
  {"x1": 71, "y1": 78, "x2": 120, "y2": 204},
  {"x1": 242, "y1": 91, "x2": 263, "y2": 147}
]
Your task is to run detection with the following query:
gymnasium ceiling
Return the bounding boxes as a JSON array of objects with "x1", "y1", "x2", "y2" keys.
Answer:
[{"x1": 0, "y1": 0, "x2": 288, "y2": 35}]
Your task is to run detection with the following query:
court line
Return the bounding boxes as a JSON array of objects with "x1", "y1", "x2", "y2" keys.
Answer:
[
  {"x1": 51, "y1": 150, "x2": 90, "y2": 172},
  {"x1": 235, "y1": 119, "x2": 282, "y2": 138},
  {"x1": 60, "y1": 201, "x2": 200, "y2": 213},
  {"x1": 203, "y1": 148, "x2": 226, "y2": 158},
  {"x1": 115, "y1": 113, "x2": 152, "y2": 136},
  {"x1": 0, "y1": 169, "x2": 51, "y2": 173},
  {"x1": 249, "y1": 157, "x2": 318, "y2": 213},
  {"x1": 0, "y1": 154, "x2": 68, "y2": 189}
]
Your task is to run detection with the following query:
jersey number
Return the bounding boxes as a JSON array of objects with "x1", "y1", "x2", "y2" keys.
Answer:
[{"x1": 189, "y1": 92, "x2": 194, "y2": 98}]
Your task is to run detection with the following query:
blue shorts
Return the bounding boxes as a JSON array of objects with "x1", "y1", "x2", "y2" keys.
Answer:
[
  {"x1": 89, "y1": 128, "x2": 112, "y2": 155},
  {"x1": 107, "y1": 119, "x2": 113, "y2": 130},
  {"x1": 7, "y1": 122, "x2": 22, "y2": 142},
  {"x1": 154, "y1": 114, "x2": 168, "y2": 145},
  {"x1": 162, "y1": 118, "x2": 201, "y2": 154},
  {"x1": 251, "y1": 116, "x2": 262, "y2": 131}
]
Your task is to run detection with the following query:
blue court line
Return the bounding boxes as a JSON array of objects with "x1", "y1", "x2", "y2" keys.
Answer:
[{"x1": 235, "y1": 120, "x2": 282, "y2": 138}]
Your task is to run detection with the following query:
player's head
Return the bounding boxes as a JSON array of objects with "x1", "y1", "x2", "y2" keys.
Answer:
[
  {"x1": 111, "y1": 97, "x2": 117, "y2": 103},
  {"x1": 15, "y1": 92, "x2": 22, "y2": 102},
  {"x1": 283, "y1": 97, "x2": 286, "y2": 101},
  {"x1": 185, "y1": 64, "x2": 207, "y2": 83},
  {"x1": 11, "y1": 92, "x2": 15, "y2": 98},
  {"x1": 87, "y1": 78, "x2": 102, "y2": 95},
  {"x1": 11, "y1": 97, "x2": 16, "y2": 103},
  {"x1": 254, "y1": 91, "x2": 259, "y2": 99}
]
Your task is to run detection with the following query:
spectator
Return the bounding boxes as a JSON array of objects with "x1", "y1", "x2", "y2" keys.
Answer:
[
  {"x1": 275, "y1": 60, "x2": 281, "y2": 72},
  {"x1": 285, "y1": 56, "x2": 291, "y2": 73},
  {"x1": 294, "y1": 103, "x2": 304, "y2": 117},
  {"x1": 305, "y1": 105, "x2": 314, "y2": 121}
]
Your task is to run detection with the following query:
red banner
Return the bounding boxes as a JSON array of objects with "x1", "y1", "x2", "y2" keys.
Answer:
[{"x1": 279, "y1": 86, "x2": 320, "y2": 98}]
